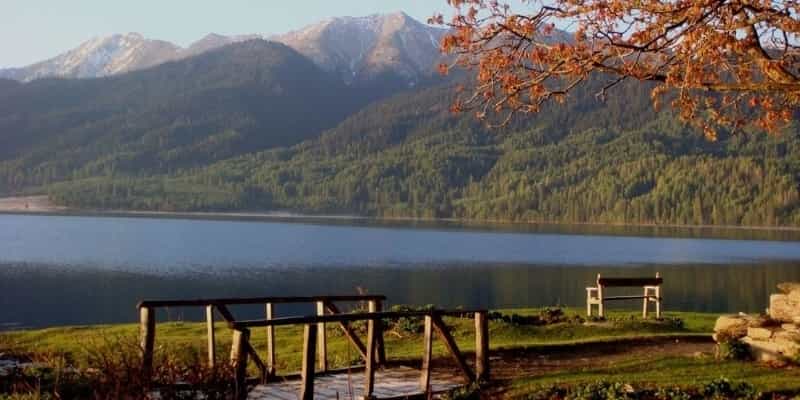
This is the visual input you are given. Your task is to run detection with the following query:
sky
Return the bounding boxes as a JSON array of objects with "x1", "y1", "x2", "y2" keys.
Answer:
[{"x1": 0, "y1": 0, "x2": 456, "y2": 68}]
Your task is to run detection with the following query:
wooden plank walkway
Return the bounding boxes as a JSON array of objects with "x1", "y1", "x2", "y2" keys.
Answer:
[{"x1": 247, "y1": 366, "x2": 464, "y2": 400}]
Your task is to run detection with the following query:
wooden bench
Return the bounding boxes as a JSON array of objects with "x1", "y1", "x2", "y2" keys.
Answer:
[{"x1": 586, "y1": 273, "x2": 662, "y2": 318}]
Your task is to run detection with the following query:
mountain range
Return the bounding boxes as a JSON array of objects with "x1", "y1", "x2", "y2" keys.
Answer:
[
  {"x1": 0, "y1": 12, "x2": 445, "y2": 85},
  {"x1": 1, "y1": 12, "x2": 799, "y2": 227}
]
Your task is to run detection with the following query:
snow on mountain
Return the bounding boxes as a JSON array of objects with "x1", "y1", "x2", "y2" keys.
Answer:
[
  {"x1": 0, "y1": 13, "x2": 446, "y2": 84},
  {"x1": 272, "y1": 12, "x2": 446, "y2": 84},
  {"x1": 0, "y1": 33, "x2": 181, "y2": 81}
]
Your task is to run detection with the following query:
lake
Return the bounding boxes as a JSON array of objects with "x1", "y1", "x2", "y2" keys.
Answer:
[{"x1": 1, "y1": 213, "x2": 800, "y2": 328}]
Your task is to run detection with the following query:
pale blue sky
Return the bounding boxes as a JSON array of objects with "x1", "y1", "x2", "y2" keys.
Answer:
[{"x1": 0, "y1": 0, "x2": 456, "y2": 68}]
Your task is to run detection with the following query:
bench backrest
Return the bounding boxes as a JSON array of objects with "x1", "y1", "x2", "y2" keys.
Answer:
[{"x1": 597, "y1": 276, "x2": 662, "y2": 287}]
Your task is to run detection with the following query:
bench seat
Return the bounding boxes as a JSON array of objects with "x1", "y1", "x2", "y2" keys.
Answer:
[{"x1": 587, "y1": 273, "x2": 662, "y2": 318}]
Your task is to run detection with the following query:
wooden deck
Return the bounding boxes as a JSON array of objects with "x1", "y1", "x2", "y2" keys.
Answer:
[{"x1": 247, "y1": 366, "x2": 464, "y2": 400}]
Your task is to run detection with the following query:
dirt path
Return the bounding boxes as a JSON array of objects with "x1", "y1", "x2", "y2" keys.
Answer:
[{"x1": 487, "y1": 336, "x2": 713, "y2": 381}]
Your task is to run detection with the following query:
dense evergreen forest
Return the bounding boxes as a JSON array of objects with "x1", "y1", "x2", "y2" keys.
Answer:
[{"x1": 2, "y1": 40, "x2": 799, "y2": 227}]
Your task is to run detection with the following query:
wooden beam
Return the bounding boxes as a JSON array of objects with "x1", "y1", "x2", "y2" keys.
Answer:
[
  {"x1": 215, "y1": 304, "x2": 236, "y2": 322},
  {"x1": 316, "y1": 301, "x2": 327, "y2": 372},
  {"x1": 324, "y1": 301, "x2": 368, "y2": 360},
  {"x1": 300, "y1": 324, "x2": 317, "y2": 400},
  {"x1": 364, "y1": 317, "x2": 377, "y2": 399},
  {"x1": 419, "y1": 315, "x2": 433, "y2": 393},
  {"x1": 230, "y1": 329, "x2": 250, "y2": 400},
  {"x1": 431, "y1": 314, "x2": 476, "y2": 383},
  {"x1": 245, "y1": 342, "x2": 267, "y2": 383},
  {"x1": 265, "y1": 302, "x2": 276, "y2": 377},
  {"x1": 474, "y1": 311, "x2": 489, "y2": 382},
  {"x1": 232, "y1": 309, "x2": 488, "y2": 328},
  {"x1": 206, "y1": 305, "x2": 215, "y2": 367},
  {"x1": 139, "y1": 306, "x2": 155, "y2": 384},
  {"x1": 138, "y1": 295, "x2": 387, "y2": 308}
]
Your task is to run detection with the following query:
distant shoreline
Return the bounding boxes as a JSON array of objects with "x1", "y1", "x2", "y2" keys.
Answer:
[{"x1": 2, "y1": 195, "x2": 800, "y2": 234}]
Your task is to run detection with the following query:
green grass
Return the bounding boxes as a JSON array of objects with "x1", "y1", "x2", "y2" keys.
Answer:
[
  {"x1": 1, "y1": 308, "x2": 711, "y2": 371},
  {"x1": 6, "y1": 308, "x2": 797, "y2": 397}
]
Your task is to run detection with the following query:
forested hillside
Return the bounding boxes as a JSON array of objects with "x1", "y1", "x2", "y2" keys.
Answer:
[
  {"x1": 43, "y1": 78, "x2": 800, "y2": 227},
  {"x1": 0, "y1": 40, "x2": 419, "y2": 194}
]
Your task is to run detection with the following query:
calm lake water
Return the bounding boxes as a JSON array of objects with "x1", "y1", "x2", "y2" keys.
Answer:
[{"x1": 2, "y1": 213, "x2": 800, "y2": 328}]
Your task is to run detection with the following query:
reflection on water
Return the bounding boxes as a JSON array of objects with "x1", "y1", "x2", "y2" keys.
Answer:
[
  {"x1": 1, "y1": 214, "x2": 799, "y2": 328},
  {"x1": 2, "y1": 262, "x2": 799, "y2": 328}
]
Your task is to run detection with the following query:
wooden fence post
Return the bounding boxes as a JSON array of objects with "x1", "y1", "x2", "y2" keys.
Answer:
[
  {"x1": 368, "y1": 299, "x2": 386, "y2": 365},
  {"x1": 231, "y1": 328, "x2": 250, "y2": 400},
  {"x1": 364, "y1": 316, "x2": 378, "y2": 399},
  {"x1": 206, "y1": 305, "x2": 215, "y2": 367},
  {"x1": 474, "y1": 311, "x2": 489, "y2": 382},
  {"x1": 139, "y1": 306, "x2": 155, "y2": 384},
  {"x1": 300, "y1": 324, "x2": 317, "y2": 400},
  {"x1": 265, "y1": 302, "x2": 275, "y2": 377},
  {"x1": 316, "y1": 301, "x2": 327, "y2": 372},
  {"x1": 419, "y1": 315, "x2": 433, "y2": 393}
]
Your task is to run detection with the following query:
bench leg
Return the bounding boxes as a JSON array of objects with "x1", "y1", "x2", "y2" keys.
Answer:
[
  {"x1": 587, "y1": 299, "x2": 592, "y2": 317},
  {"x1": 642, "y1": 287, "x2": 649, "y2": 319},
  {"x1": 656, "y1": 286, "x2": 662, "y2": 318}
]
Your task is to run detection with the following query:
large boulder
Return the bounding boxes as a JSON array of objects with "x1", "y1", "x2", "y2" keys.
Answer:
[
  {"x1": 714, "y1": 314, "x2": 765, "y2": 340},
  {"x1": 742, "y1": 336, "x2": 800, "y2": 362},
  {"x1": 770, "y1": 294, "x2": 800, "y2": 323}
]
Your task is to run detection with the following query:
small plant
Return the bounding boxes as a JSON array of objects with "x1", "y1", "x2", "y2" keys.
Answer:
[
  {"x1": 490, "y1": 308, "x2": 584, "y2": 326},
  {"x1": 568, "y1": 381, "x2": 635, "y2": 400},
  {"x1": 520, "y1": 379, "x2": 762, "y2": 400},
  {"x1": 442, "y1": 383, "x2": 481, "y2": 400},
  {"x1": 701, "y1": 378, "x2": 758, "y2": 399},
  {"x1": 716, "y1": 338, "x2": 752, "y2": 361}
]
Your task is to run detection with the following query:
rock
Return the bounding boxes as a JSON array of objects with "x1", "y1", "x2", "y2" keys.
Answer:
[
  {"x1": 782, "y1": 323, "x2": 800, "y2": 333},
  {"x1": 714, "y1": 314, "x2": 765, "y2": 340},
  {"x1": 774, "y1": 329, "x2": 800, "y2": 342},
  {"x1": 777, "y1": 282, "x2": 800, "y2": 295},
  {"x1": 748, "y1": 327, "x2": 775, "y2": 340},
  {"x1": 715, "y1": 315, "x2": 749, "y2": 339},
  {"x1": 769, "y1": 294, "x2": 800, "y2": 322},
  {"x1": 742, "y1": 336, "x2": 800, "y2": 362}
]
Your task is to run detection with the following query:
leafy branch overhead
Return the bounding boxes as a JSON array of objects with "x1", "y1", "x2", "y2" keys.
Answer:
[{"x1": 433, "y1": 0, "x2": 800, "y2": 137}]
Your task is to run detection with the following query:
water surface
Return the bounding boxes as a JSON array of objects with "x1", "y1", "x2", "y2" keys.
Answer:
[{"x1": 1, "y1": 214, "x2": 799, "y2": 328}]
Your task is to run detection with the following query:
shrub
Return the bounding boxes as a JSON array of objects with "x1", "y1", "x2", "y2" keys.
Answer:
[
  {"x1": 716, "y1": 339, "x2": 752, "y2": 361},
  {"x1": 701, "y1": 378, "x2": 758, "y2": 400},
  {"x1": 520, "y1": 379, "x2": 762, "y2": 400},
  {"x1": 385, "y1": 304, "x2": 434, "y2": 336},
  {"x1": 490, "y1": 308, "x2": 584, "y2": 326}
]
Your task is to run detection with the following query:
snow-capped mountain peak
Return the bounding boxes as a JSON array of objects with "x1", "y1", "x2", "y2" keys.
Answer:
[
  {"x1": 0, "y1": 13, "x2": 447, "y2": 84},
  {"x1": 272, "y1": 12, "x2": 446, "y2": 84},
  {"x1": 0, "y1": 33, "x2": 181, "y2": 81}
]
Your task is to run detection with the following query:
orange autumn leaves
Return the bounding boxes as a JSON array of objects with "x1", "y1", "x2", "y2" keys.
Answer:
[{"x1": 432, "y1": 0, "x2": 800, "y2": 137}]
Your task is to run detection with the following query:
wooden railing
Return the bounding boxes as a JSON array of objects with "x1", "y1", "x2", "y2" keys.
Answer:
[
  {"x1": 230, "y1": 309, "x2": 490, "y2": 400},
  {"x1": 137, "y1": 295, "x2": 387, "y2": 383}
]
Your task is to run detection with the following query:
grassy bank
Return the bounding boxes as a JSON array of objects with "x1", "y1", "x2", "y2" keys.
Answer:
[
  {"x1": 1, "y1": 308, "x2": 715, "y2": 371},
  {"x1": 4, "y1": 308, "x2": 800, "y2": 398}
]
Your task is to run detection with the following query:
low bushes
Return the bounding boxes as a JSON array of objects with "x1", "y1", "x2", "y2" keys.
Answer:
[{"x1": 521, "y1": 378, "x2": 764, "y2": 400}]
